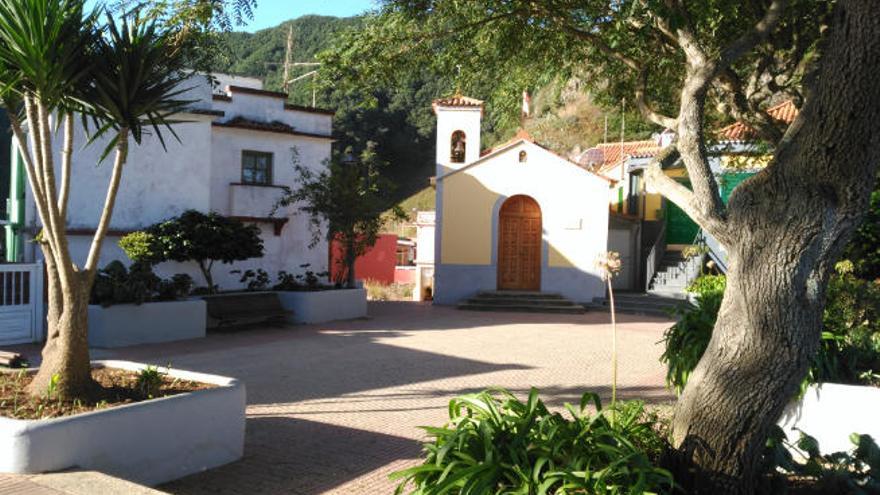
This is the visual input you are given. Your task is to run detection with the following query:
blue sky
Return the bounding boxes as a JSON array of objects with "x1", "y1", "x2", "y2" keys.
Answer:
[
  {"x1": 245, "y1": 0, "x2": 378, "y2": 31},
  {"x1": 86, "y1": 1, "x2": 378, "y2": 32}
]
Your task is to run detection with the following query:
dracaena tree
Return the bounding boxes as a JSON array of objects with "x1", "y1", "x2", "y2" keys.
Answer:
[
  {"x1": 322, "y1": 1, "x2": 880, "y2": 492},
  {"x1": 0, "y1": 0, "x2": 191, "y2": 399}
]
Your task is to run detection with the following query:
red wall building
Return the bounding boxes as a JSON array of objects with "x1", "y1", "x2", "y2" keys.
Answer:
[{"x1": 329, "y1": 234, "x2": 398, "y2": 284}]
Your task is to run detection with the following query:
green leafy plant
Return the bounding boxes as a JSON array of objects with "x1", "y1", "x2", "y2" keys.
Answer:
[
  {"x1": 762, "y1": 426, "x2": 880, "y2": 494},
  {"x1": 136, "y1": 365, "x2": 166, "y2": 399},
  {"x1": 662, "y1": 271, "x2": 880, "y2": 394},
  {"x1": 390, "y1": 388, "x2": 673, "y2": 495},
  {"x1": 272, "y1": 270, "x2": 300, "y2": 291},
  {"x1": 660, "y1": 275, "x2": 726, "y2": 394},
  {"x1": 231, "y1": 268, "x2": 270, "y2": 291},
  {"x1": 90, "y1": 261, "x2": 192, "y2": 306},
  {"x1": 121, "y1": 210, "x2": 264, "y2": 293}
]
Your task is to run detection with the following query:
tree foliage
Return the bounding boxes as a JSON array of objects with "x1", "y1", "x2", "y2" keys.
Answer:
[
  {"x1": 843, "y1": 174, "x2": 880, "y2": 281},
  {"x1": 121, "y1": 210, "x2": 264, "y2": 292},
  {"x1": 278, "y1": 144, "x2": 404, "y2": 288}
]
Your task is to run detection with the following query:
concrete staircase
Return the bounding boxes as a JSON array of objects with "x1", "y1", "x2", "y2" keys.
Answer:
[
  {"x1": 457, "y1": 291, "x2": 586, "y2": 314},
  {"x1": 588, "y1": 292, "x2": 692, "y2": 318},
  {"x1": 647, "y1": 250, "x2": 702, "y2": 299}
]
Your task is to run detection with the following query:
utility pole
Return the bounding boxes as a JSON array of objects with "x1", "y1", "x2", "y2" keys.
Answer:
[{"x1": 282, "y1": 26, "x2": 293, "y2": 93}]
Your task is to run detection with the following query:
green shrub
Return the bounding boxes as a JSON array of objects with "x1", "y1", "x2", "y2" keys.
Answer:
[
  {"x1": 661, "y1": 271, "x2": 880, "y2": 394},
  {"x1": 90, "y1": 261, "x2": 192, "y2": 307},
  {"x1": 809, "y1": 270, "x2": 880, "y2": 386},
  {"x1": 120, "y1": 210, "x2": 264, "y2": 293},
  {"x1": 763, "y1": 426, "x2": 880, "y2": 493},
  {"x1": 391, "y1": 388, "x2": 674, "y2": 495},
  {"x1": 659, "y1": 275, "x2": 726, "y2": 394}
]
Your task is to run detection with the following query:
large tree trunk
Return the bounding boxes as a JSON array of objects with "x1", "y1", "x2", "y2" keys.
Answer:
[
  {"x1": 669, "y1": 2, "x2": 880, "y2": 492},
  {"x1": 27, "y1": 265, "x2": 95, "y2": 398}
]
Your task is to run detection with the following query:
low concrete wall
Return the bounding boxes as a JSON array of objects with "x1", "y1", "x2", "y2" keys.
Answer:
[
  {"x1": 88, "y1": 300, "x2": 206, "y2": 348},
  {"x1": 0, "y1": 361, "x2": 245, "y2": 486},
  {"x1": 275, "y1": 289, "x2": 367, "y2": 324},
  {"x1": 778, "y1": 383, "x2": 880, "y2": 454}
]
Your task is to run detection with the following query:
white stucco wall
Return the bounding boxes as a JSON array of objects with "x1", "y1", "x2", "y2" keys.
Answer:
[{"x1": 19, "y1": 72, "x2": 334, "y2": 291}]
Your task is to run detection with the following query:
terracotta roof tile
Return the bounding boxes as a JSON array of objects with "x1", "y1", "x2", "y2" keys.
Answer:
[
  {"x1": 718, "y1": 100, "x2": 798, "y2": 142},
  {"x1": 576, "y1": 140, "x2": 661, "y2": 172},
  {"x1": 432, "y1": 95, "x2": 484, "y2": 110}
]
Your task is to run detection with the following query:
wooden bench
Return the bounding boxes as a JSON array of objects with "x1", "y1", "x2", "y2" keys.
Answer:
[{"x1": 202, "y1": 292, "x2": 290, "y2": 330}]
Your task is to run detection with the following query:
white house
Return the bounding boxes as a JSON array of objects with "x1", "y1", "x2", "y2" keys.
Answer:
[
  {"x1": 11, "y1": 74, "x2": 334, "y2": 289},
  {"x1": 432, "y1": 95, "x2": 611, "y2": 305}
]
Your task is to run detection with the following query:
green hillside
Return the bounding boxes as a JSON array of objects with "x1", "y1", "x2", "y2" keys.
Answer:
[{"x1": 215, "y1": 16, "x2": 658, "y2": 216}]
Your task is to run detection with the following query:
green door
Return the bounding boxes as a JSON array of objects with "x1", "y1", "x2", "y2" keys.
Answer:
[
  {"x1": 719, "y1": 172, "x2": 754, "y2": 204},
  {"x1": 665, "y1": 180, "x2": 700, "y2": 244}
]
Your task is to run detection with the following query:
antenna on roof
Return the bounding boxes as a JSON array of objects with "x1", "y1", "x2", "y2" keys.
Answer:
[{"x1": 265, "y1": 24, "x2": 323, "y2": 107}]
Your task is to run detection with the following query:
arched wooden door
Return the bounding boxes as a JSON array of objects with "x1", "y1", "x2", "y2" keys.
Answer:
[{"x1": 497, "y1": 195, "x2": 542, "y2": 291}]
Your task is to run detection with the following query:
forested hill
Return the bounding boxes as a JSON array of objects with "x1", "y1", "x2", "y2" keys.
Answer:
[{"x1": 216, "y1": 16, "x2": 656, "y2": 210}]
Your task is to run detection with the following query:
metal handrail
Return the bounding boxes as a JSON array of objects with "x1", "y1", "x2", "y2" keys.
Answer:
[
  {"x1": 696, "y1": 230, "x2": 729, "y2": 274},
  {"x1": 644, "y1": 223, "x2": 667, "y2": 291}
]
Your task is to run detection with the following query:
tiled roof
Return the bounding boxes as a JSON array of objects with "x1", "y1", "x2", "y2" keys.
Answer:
[
  {"x1": 432, "y1": 95, "x2": 484, "y2": 109},
  {"x1": 213, "y1": 117, "x2": 333, "y2": 139},
  {"x1": 576, "y1": 140, "x2": 661, "y2": 173},
  {"x1": 717, "y1": 100, "x2": 798, "y2": 142}
]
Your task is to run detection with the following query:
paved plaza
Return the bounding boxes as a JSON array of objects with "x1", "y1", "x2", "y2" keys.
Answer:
[{"x1": 8, "y1": 302, "x2": 675, "y2": 494}]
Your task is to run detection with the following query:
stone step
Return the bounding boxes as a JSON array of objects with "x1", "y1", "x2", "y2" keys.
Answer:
[
  {"x1": 465, "y1": 296, "x2": 576, "y2": 306},
  {"x1": 459, "y1": 291, "x2": 584, "y2": 314},
  {"x1": 476, "y1": 291, "x2": 566, "y2": 300},
  {"x1": 457, "y1": 302, "x2": 586, "y2": 314},
  {"x1": 606, "y1": 293, "x2": 689, "y2": 305},
  {"x1": 583, "y1": 302, "x2": 673, "y2": 318}
]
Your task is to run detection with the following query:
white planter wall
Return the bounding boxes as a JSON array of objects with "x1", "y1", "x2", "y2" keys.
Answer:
[
  {"x1": 778, "y1": 383, "x2": 880, "y2": 454},
  {"x1": 0, "y1": 361, "x2": 245, "y2": 486},
  {"x1": 275, "y1": 289, "x2": 367, "y2": 324},
  {"x1": 88, "y1": 300, "x2": 206, "y2": 348}
]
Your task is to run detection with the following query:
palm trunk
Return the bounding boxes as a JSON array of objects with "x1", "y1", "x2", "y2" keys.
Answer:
[{"x1": 27, "y1": 270, "x2": 96, "y2": 398}]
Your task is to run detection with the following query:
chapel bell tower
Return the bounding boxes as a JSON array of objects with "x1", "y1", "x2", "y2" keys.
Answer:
[{"x1": 432, "y1": 95, "x2": 484, "y2": 175}]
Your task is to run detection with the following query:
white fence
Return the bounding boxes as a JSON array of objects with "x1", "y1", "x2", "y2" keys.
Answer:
[{"x1": 0, "y1": 262, "x2": 44, "y2": 345}]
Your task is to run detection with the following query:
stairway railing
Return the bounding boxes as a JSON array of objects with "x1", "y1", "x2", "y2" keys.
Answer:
[
  {"x1": 644, "y1": 223, "x2": 667, "y2": 292},
  {"x1": 696, "y1": 230, "x2": 728, "y2": 274}
]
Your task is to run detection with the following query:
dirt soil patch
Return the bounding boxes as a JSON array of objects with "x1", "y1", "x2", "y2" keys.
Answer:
[{"x1": 0, "y1": 367, "x2": 214, "y2": 420}]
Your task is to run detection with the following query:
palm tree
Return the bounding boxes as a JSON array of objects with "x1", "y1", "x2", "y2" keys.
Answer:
[{"x1": 0, "y1": 0, "x2": 191, "y2": 399}]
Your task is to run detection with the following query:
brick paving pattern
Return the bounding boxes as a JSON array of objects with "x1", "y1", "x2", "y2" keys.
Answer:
[{"x1": 5, "y1": 302, "x2": 675, "y2": 494}]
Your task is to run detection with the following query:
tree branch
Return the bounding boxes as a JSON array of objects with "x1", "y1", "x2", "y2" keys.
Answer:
[
  {"x1": 646, "y1": 145, "x2": 729, "y2": 240},
  {"x1": 719, "y1": 0, "x2": 787, "y2": 67},
  {"x1": 716, "y1": 67, "x2": 784, "y2": 143},
  {"x1": 84, "y1": 128, "x2": 129, "y2": 275},
  {"x1": 635, "y1": 68, "x2": 678, "y2": 129},
  {"x1": 58, "y1": 113, "x2": 74, "y2": 221}
]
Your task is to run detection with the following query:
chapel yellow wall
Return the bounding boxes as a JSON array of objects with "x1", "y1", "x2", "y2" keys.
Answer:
[
  {"x1": 440, "y1": 172, "x2": 496, "y2": 265},
  {"x1": 440, "y1": 143, "x2": 608, "y2": 270}
]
